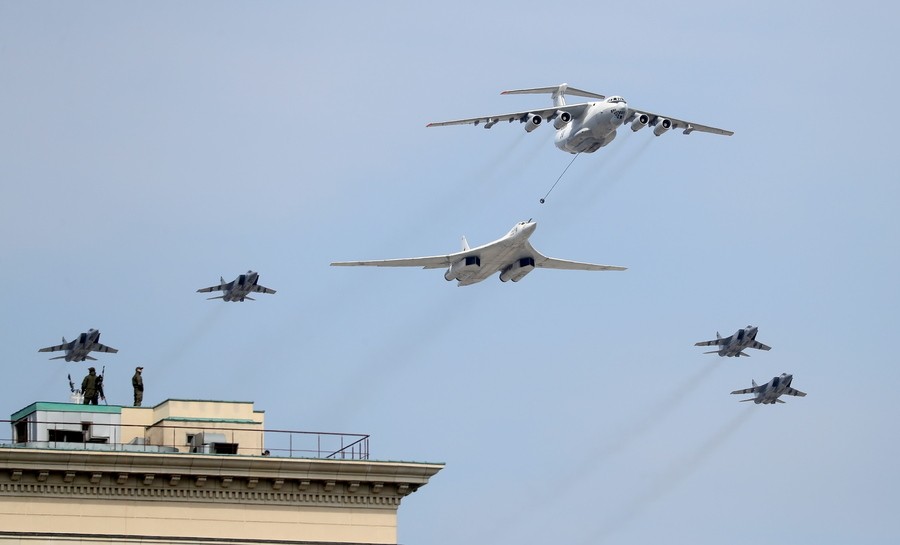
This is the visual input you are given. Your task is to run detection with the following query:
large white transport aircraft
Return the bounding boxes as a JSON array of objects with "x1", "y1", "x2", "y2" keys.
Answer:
[
  {"x1": 331, "y1": 220, "x2": 626, "y2": 287},
  {"x1": 427, "y1": 83, "x2": 733, "y2": 154}
]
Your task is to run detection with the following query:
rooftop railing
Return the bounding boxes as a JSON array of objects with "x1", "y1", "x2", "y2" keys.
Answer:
[{"x1": 0, "y1": 419, "x2": 369, "y2": 460}]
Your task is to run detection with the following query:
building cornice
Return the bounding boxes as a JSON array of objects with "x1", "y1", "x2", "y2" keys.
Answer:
[{"x1": 0, "y1": 448, "x2": 443, "y2": 509}]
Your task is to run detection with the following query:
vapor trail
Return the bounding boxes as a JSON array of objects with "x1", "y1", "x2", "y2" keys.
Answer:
[
  {"x1": 589, "y1": 408, "x2": 756, "y2": 543},
  {"x1": 481, "y1": 360, "x2": 721, "y2": 543}
]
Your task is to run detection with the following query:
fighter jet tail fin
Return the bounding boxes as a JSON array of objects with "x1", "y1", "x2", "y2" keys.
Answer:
[
  {"x1": 752, "y1": 379, "x2": 758, "y2": 388},
  {"x1": 716, "y1": 332, "x2": 722, "y2": 340},
  {"x1": 220, "y1": 276, "x2": 225, "y2": 284},
  {"x1": 461, "y1": 236, "x2": 470, "y2": 251}
]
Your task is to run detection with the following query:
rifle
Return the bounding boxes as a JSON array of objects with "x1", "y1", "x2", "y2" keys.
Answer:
[
  {"x1": 99, "y1": 365, "x2": 108, "y2": 405},
  {"x1": 67, "y1": 374, "x2": 75, "y2": 393}
]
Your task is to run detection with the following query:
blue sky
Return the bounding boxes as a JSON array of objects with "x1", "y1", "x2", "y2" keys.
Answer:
[{"x1": 2, "y1": 1, "x2": 899, "y2": 543}]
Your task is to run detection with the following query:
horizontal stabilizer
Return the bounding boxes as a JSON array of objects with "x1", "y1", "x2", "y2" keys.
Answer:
[
  {"x1": 501, "y1": 84, "x2": 605, "y2": 100},
  {"x1": 703, "y1": 350, "x2": 721, "y2": 355},
  {"x1": 49, "y1": 355, "x2": 68, "y2": 360},
  {"x1": 207, "y1": 295, "x2": 226, "y2": 300},
  {"x1": 739, "y1": 398, "x2": 755, "y2": 402},
  {"x1": 775, "y1": 399, "x2": 786, "y2": 403},
  {"x1": 85, "y1": 355, "x2": 97, "y2": 361}
]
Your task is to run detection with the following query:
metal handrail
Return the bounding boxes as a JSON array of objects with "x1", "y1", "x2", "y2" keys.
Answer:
[{"x1": 0, "y1": 419, "x2": 369, "y2": 460}]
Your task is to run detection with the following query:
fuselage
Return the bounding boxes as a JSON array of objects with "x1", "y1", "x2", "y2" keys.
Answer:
[
  {"x1": 719, "y1": 326, "x2": 759, "y2": 356},
  {"x1": 755, "y1": 374, "x2": 793, "y2": 404},
  {"x1": 66, "y1": 329, "x2": 102, "y2": 361},
  {"x1": 223, "y1": 271, "x2": 260, "y2": 301},
  {"x1": 555, "y1": 97, "x2": 629, "y2": 154},
  {"x1": 448, "y1": 221, "x2": 537, "y2": 286}
]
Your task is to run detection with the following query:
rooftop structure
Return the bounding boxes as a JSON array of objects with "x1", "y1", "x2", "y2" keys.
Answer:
[{"x1": 0, "y1": 399, "x2": 442, "y2": 544}]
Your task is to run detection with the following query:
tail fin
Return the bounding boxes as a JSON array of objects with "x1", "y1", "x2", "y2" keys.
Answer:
[
  {"x1": 220, "y1": 276, "x2": 225, "y2": 285},
  {"x1": 461, "y1": 236, "x2": 470, "y2": 251},
  {"x1": 752, "y1": 379, "x2": 758, "y2": 388},
  {"x1": 62, "y1": 336, "x2": 66, "y2": 344},
  {"x1": 716, "y1": 332, "x2": 722, "y2": 340},
  {"x1": 501, "y1": 83, "x2": 605, "y2": 108}
]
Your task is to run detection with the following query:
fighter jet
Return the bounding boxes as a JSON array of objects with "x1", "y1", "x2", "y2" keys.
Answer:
[
  {"x1": 731, "y1": 373, "x2": 807, "y2": 404},
  {"x1": 38, "y1": 329, "x2": 118, "y2": 362},
  {"x1": 695, "y1": 325, "x2": 771, "y2": 357},
  {"x1": 197, "y1": 270, "x2": 276, "y2": 302},
  {"x1": 331, "y1": 220, "x2": 626, "y2": 287}
]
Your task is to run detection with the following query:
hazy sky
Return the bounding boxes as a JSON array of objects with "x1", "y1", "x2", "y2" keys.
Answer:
[{"x1": 2, "y1": 2, "x2": 899, "y2": 544}]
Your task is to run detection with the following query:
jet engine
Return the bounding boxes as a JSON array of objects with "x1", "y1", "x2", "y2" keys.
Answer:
[
  {"x1": 444, "y1": 255, "x2": 481, "y2": 282},
  {"x1": 523, "y1": 114, "x2": 542, "y2": 133},
  {"x1": 499, "y1": 257, "x2": 536, "y2": 282},
  {"x1": 630, "y1": 113, "x2": 649, "y2": 132},
  {"x1": 653, "y1": 118, "x2": 672, "y2": 136},
  {"x1": 552, "y1": 111, "x2": 572, "y2": 129}
]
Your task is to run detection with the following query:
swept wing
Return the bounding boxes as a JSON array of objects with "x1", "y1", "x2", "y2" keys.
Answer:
[
  {"x1": 784, "y1": 387, "x2": 807, "y2": 397},
  {"x1": 92, "y1": 343, "x2": 118, "y2": 354},
  {"x1": 427, "y1": 103, "x2": 591, "y2": 128},
  {"x1": 629, "y1": 108, "x2": 733, "y2": 136},
  {"x1": 526, "y1": 242, "x2": 626, "y2": 272},
  {"x1": 749, "y1": 340, "x2": 771, "y2": 351},
  {"x1": 332, "y1": 250, "x2": 474, "y2": 270},
  {"x1": 38, "y1": 341, "x2": 74, "y2": 353},
  {"x1": 197, "y1": 282, "x2": 231, "y2": 293},
  {"x1": 251, "y1": 284, "x2": 277, "y2": 294}
]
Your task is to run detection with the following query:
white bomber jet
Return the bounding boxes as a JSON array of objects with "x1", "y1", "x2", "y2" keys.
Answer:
[
  {"x1": 38, "y1": 329, "x2": 118, "y2": 362},
  {"x1": 331, "y1": 220, "x2": 626, "y2": 287},
  {"x1": 427, "y1": 83, "x2": 733, "y2": 154},
  {"x1": 695, "y1": 325, "x2": 771, "y2": 357},
  {"x1": 731, "y1": 373, "x2": 807, "y2": 404},
  {"x1": 197, "y1": 270, "x2": 276, "y2": 302}
]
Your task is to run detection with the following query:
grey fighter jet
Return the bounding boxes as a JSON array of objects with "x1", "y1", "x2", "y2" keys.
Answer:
[
  {"x1": 695, "y1": 325, "x2": 771, "y2": 357},
  {"x1": 731, "y1": 373, "x2": 807, "y2": 404},
  {"x1": 197, "y1": 270, "x2": 276, "y2": 302},
  {"x1": 331, "y1": 220, "x2": 626, "y2": 287},
  {"x1": 38, "y1": 329, "x2": 118, "y2": 362}
]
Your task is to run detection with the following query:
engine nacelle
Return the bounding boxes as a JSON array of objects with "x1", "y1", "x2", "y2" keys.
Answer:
[
  {"x1": 499, "y1": 257, "x2": 536, "y2": 283},
  {"x1": 631, "y1": 113, "x2": 649, "y2": 132},
  {"x1": 444, "y1": 255, "x2": 481, "y2": 282},
  {"x1": 653, "y1": 118, "x2": 672, "y2": 136},
  {"x1": 523, "y1": 114, "x2": 542, "y2": 133},
  {"x1": 552, "y1": 111, "x2": 572, "y2": 129}
]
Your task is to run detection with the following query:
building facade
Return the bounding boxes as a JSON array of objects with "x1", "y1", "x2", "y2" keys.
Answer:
[{"x1": 0, "y1": 400, "x2": 442, "y2": 544}]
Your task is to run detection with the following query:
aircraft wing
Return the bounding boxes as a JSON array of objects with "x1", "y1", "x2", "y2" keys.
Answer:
[
  {"x1": 427, "y1": 103, "x2": 590, "y2": 128},
  {"x1": 93, "y1": 343, "x2": 118, "y2": 354},
  {"x1": 731, "y1": 386, "x2": 763, "y2": 395},
  {"x1": 196, "y1": 283, "x2": 229, "y2": 293},
  {"x1": 525, "y1": 242, "x2": 626, "y2": 272},
  {"x1": 695, "y1": 338, "x2": 726, "y2": 347},
  {"x1": 785, "y1": 387, "x2": 807, "y2": 397},
  {"x1": 38, "y1": 341, "x2": 73, "y2": 353},
  {"x1": 749, "y1": 340, "x2": 771, "y2": 351},
  {"x1": 251, "y1": 284, "x2": 276, "y2": 294},
  {"x1": 629, "y1": 108, "x2": 734, "y2": 136},
  {"x1": 332, "y1": 253, "x2": 464, "y2": 270}
]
